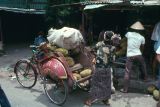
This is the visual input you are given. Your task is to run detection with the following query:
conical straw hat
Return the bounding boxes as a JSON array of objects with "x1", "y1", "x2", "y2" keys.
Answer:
[{"x1": 130, "y1": 21, "x2": 145, "y2": 30}]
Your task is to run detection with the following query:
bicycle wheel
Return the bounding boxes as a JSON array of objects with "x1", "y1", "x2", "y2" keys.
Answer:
[
  {"x1": 43, "y1": 77, "x2": 68, "y2": 105},
  {"x1": 14, "y1": 59, "x2": 37, "y2": 88}
]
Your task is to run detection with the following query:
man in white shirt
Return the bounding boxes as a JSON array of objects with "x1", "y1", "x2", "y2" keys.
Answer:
[{"x1": 120, "y1": 21, "x2": 148, "y2": 93}]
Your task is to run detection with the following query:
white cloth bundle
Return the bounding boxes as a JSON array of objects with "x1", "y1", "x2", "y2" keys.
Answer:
[{"x1": 47, "y1": 27, "x2": 84, "y2": 49}]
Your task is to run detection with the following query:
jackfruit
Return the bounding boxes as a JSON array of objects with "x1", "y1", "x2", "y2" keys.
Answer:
[
  {"x1": 153, "y1": 89, "x2": 160, "y2": 101},
  {"x1": 73, "y1": 73, "x2": 81, "y2": 80},
  {"x1": 55, "y1": 48, "x2": 68, "y2": 56},
  {"x1": 80, "y1": 80, "x2": 89, "y2": 87},
  {"x1": 80, "y1": 69, "x2": 92, "y2": 77},
  {"x1": 115, "y1": 37, "x2": 127, "y2": 57},
  {"x1": 147, "y1": 85, "x2": 156, "y2": 94},
  {"x1": 73, "y1": 75, "x2": 78, "y2": 81},
  {"x1": 65, "y1": 57, "x2": 75, "y2": 67}
]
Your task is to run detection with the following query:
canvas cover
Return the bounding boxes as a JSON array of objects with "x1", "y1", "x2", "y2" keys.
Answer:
[{"x1": 47, "y1": 27, "x2": 84, "y2": 50}]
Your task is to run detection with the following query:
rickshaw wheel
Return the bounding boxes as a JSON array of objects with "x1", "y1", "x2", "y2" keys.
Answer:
[
  {"x1": 43, "y1": 77, "x2": 68, "y2": 105},
  {"x1": 14, "y1": 59, "x2": 37, "y2": 88}
]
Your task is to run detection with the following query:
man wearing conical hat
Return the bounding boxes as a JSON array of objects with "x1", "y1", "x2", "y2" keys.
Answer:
[
  {"x1": 130, "y1": 21, "x2": 145, "y2": 30},
  {"x1": 120, "y1": 21, "x2": 148, "y2": 93}
]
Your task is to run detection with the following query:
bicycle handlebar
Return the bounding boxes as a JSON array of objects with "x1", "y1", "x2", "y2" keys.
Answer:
[{"x1": 29, "y1": 45, "x2": 40, "y2": 49}]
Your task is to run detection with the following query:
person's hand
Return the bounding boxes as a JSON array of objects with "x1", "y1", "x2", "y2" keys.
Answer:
[{"x1": 92, "y1": 58, "x2": 96, "y2": 64}]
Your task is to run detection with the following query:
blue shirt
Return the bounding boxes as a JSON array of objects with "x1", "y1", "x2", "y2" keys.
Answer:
[{"x1": 34, "y1": 35, "x2": 46, "y2": 46}]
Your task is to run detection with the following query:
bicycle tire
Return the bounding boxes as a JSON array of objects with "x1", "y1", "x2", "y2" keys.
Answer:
[
  {"x1": 14, "y1": 59, "x2": 37, "y2": 88},
  {"x1": 43, "y1": 77, "x2": 68, "y2": 105}
]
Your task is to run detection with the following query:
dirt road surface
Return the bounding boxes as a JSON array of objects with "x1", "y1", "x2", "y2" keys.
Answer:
[{"x1": 0, "y1": 44, "x2": 158, "y2": 107}]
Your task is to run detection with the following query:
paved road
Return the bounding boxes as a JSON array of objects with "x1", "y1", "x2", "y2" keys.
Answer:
[
  {"x1": 0, "y1": 44, "x2": 158, "y2": 107},
  {"x1": 0, "y1": 72, "x2": 157, "y2": 107}
]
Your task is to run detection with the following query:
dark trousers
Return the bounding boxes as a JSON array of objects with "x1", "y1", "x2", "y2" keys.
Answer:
[
  {"x1": 123, "y1": 55, "x2": 147, "y2": 90},
  {"x1": 0, "y1": 86, "x2": 11, "y2": 107}
]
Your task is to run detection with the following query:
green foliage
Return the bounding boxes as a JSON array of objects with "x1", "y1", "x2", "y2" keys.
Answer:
[
  {"x1": 45, "y1": 0, "x2": 82, "y2": 29},
  {"x1": 57, "y1": 7, "x2": 72, "y2": 17}
]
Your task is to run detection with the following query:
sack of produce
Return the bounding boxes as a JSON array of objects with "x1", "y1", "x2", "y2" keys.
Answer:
[
  {"x1": 47, "y1": 27, "x2": 84, "y2": 50},
  {"x1": 55, "y1": 48, "x2": 68, "y2": 56},
  {"x1": 65, "y1": 57, "x2": 75, "y2": 67},
  {"x1": 153, "y1": 89, "x2": 160, "y2": 101},
  {"x1": 80, "y1": 69, "x2": 92, "y2": 77},
  {"x1": 73, "y1": 73, "x2": 81, "y2": 80}
]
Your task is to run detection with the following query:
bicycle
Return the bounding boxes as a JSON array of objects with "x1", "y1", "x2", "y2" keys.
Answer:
[
  {"x1": 14, "y1": 44, "x2": 69, "y2": 105},
  {"x1": 14, "y1": 45, "x2": 43, "y2": 88}
]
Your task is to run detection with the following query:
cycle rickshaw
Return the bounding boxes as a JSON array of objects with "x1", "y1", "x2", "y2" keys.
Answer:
[
  {"x1": 14, "y1": 42, "x2": 95, "y2": 105},
  {"x1": 14, "y1": 28, "x2": 121, "y2": 105}
]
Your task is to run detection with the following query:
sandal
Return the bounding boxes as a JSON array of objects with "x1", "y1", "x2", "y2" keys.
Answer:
[
  {"x1": 84, "y1": 100, "x2": 92, "y2": 107},
  {"x1": 120, "y1": 88, "x2": 128, "y2": 93}
]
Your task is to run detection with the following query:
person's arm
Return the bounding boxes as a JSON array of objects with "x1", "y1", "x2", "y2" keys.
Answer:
[
  {"x1": 156, "y1": 47, "x2": 160, "y2": 63},
  {"x1": 156, "y1": 54, "x2": 160, "y2": 63},
  {"x1": 140, "y1": 36, "x2": 145, "y2": 53},
  {"x1": 140, "y1": 44, "x2": 144, "y2": 53}
]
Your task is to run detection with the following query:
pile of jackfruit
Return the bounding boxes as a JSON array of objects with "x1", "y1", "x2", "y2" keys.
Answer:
[
  {"x1": 47, "y1": 43, "x2": 93, "y2": 87},
  {"x1": 47, "y1": 44, "x2": 75, "y2": 67},
  {"x1": 73, "y1": 69, "x2": 92, "y2": 80},
  {"x1": 147, "y1": 85, "x2": 160, "y2": 101},
  {"x1": 72, "y1": 68, "x2": 92, "y2": 87}
]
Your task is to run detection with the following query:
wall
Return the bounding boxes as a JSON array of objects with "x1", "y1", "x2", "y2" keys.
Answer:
[{"x1": 0, "y1": 11, "x2": 46, "y2": 44}]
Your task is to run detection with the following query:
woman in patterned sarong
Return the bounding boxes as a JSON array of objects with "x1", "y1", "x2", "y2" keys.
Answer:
[{"x1": 84, "y1": 31, "x2": 117, "y2": 107}]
